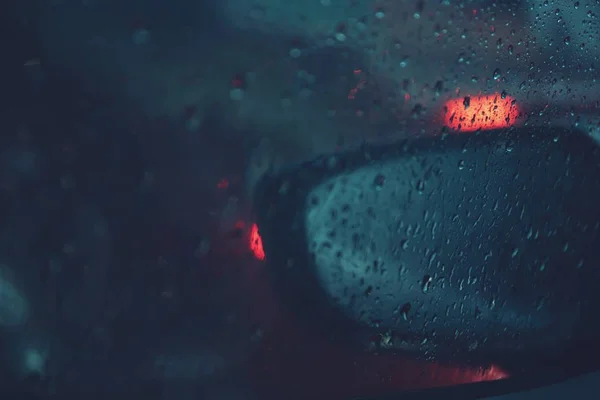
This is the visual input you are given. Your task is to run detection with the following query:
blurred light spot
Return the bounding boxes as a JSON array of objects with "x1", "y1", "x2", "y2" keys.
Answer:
[
  {"x1": 23, "y1": 348, "x2": 47, "y2": 375},
  {"x1": 443, "y1": 93, "x2": 520, "y2": 132},
  {"x1": 231, "y1": 74, "x2": 245, "y2": 89},
  {"x1": 462, "y1": 363, "x2": 510, "y2": 384},
  {"x1": 235, "y1": 220, "x2": 246, "y2": 230},
  {"x1": 289, "y1": 48, "x2": 302, "y2": 58},
  {"x1": 0, "y1": 272, "x2": 29, "y2": 328},
  {"x1": 230, "y1": 88, "x2": 245, "y2": 101},
  {"x1": 217, "y1": 178, "x2": 229, "y2": 190},
  {"x1": 249, "y1": 223, "x2": 265, "y2": 261},
  {"x1": 132, "y1": 28, "x2": 150, "y2": 45},
  {"x1": 485, "y1": 364, "x2": 510, "y2": 381}
]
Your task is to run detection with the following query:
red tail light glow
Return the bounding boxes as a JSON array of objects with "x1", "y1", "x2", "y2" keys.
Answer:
[
  {"x1": 249, "y1": 223, "x2": 265, "y2": 261},
  {"x1": 443, "y1": 93, "x2": 521, "y2": 132}
]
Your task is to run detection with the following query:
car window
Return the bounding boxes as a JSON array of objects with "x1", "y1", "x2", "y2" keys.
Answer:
[{"x1": 2, "y1": 0, "x2": 600, "y2": 399}]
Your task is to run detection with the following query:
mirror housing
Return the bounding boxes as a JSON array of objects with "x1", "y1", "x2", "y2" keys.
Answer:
[{"x1": 253, "y1": 127, "x2": 600, "y2": 376}]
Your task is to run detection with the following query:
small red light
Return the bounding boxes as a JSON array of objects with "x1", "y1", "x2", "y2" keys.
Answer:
[
  {"x1": 217, "y1": 178, "x2": 229, "y2": 190},
  {"x1": 484, "y1": 364, "x2": 510, "y2": 381},
  {"x1": 249, "y1": 223, "x2": 265, "y2": 261},
  {"x1": 443, "y1": 93, "x2": 520, "y2": 132},
  {"x1": 235, "y1": 220, "x2": 246, "y2": 230}
]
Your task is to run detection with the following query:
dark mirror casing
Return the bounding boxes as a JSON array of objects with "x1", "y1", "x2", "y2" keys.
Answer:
[{"x1": 253, "y1": 127, "x2": 600, "y2": 375}]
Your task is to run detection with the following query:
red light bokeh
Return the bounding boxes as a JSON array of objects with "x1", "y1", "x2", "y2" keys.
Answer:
[
  {"x1": 249, "y1": 223, "x2": 265, "y2": 261},
  {"x1": 443, "y1": 93, "x2": 521, "y2": 132}
]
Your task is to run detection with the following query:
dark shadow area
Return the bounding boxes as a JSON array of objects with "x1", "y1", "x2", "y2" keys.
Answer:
[{"x1": 0, "y1": 6, "x2": 263, "y2": 399}]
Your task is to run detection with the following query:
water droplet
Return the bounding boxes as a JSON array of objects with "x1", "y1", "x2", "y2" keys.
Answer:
[
  {"x1": 463, "y1": 96, "x2": 471, "y2": 109},
  {"x1": 373, "y1": 173, "x2": 385, "y2": 190},
  {"x1": 399, "y1": 302, "x2": 411, "y2": 320},
  {"x1": 422, "y1": 275, "x2": 432, "y2": 293},
  {"x1": 434, "y1": 81, "x2": 443, "y2": 97},
  {"x1": 416, "y1": 179, "x2": 425, "y2": 193},
  {"x1": 536, "y1": 297, "x2": 545, "y2": 311},
  {"x1": 335, "y1": 32, "x2": 346, "y2": 42}
]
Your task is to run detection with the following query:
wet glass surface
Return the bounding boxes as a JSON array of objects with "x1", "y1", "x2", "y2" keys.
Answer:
[{"x1": 2, "y1": 0, "x2": 600, "y2": 399}]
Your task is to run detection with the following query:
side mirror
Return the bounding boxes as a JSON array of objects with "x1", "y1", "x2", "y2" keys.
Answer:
[{"x1": 253, "y1": 127, "x2": 600, "y2": 397}]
